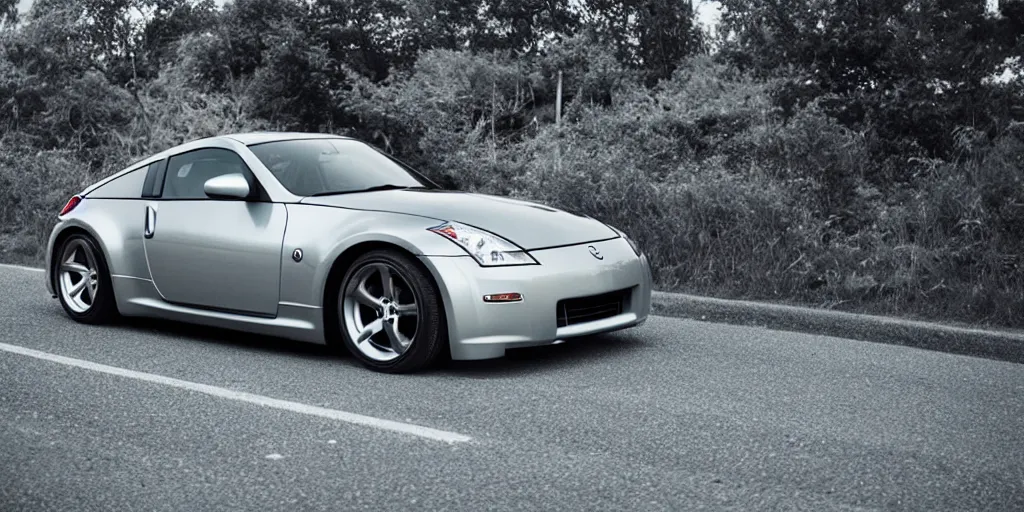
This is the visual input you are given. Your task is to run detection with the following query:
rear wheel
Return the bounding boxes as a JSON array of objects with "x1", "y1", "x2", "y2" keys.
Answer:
[
  {"x1": 338, "y1": 250, "x2": 446, "y2": 373},
  {"x1": 54, "y1": 234, "x2": 118, "y2": 324}
]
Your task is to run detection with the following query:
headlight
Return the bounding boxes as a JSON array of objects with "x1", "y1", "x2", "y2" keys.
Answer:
[
  {"x1": 608, "y1": 225, "x2": 642, "y2": 256},
  {"x1": 428, "y1": 221, "x2": 538, "y2": 266}
]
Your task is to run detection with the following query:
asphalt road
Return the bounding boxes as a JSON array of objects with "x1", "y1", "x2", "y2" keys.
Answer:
[{"x1": 1, "y1": 265, "x2": 1022, "y2": 511}]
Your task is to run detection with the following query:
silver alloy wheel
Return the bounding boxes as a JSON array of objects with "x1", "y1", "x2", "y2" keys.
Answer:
[
  {"x1": 59, "y1": 239, "x2": 100, "y2": 314},
  {"x1": 341, "y1": 262, "x2": 420, "y2": 362}
]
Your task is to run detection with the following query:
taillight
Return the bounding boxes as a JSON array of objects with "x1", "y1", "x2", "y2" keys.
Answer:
[{"x1": 60, "y1": 195, "x2": 82, "y2": 216}]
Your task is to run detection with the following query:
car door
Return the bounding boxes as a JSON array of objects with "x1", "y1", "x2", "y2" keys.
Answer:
[{"x1": 142, "y1": 147, "x2": 287, "y2": 317}]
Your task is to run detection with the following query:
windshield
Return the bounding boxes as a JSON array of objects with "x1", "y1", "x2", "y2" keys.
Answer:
[{"x1": 248, "y1": 138, "x2": 436, "y2": 196}]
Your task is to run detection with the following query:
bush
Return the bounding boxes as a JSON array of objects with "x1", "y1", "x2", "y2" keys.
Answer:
[
  {"x1": 0, "y1": 139, "x2": 91, "y2": 263},
  {"x1": 376, "y1": 55, "x2": 1024, "y2": 328},
  {"x1": 0, "y1": 38, "x2": 267, "y2": 264},
  {"x1": 3, "y1": 5, "x2": 1023, "y2": 330}
]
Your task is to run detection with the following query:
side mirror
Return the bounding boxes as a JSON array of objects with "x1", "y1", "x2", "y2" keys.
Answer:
[{"x1": 204, "y1": 173, "x2": 251, "y2": 200}]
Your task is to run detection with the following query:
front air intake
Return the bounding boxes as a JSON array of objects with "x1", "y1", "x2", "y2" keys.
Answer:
[{"x1": 556, "y1": 288, "x2": 630, "y2": 327}]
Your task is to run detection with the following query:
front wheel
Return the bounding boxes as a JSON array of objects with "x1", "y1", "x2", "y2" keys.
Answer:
[
  {"x1": 338, "y1": 250, "x2": 447, "y2": 373},
  {"x1": 54, "y1": 233, "x2": 118, "y2": 324}
]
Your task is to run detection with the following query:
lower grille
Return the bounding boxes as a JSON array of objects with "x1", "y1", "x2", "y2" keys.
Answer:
[{"x1": 556, "y1": 288, "x2": 630, "y2": 328}]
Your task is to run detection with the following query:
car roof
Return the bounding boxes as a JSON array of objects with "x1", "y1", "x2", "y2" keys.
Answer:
[{"x1": 220, "y1": 132, "x2": 352, "y2": 146}]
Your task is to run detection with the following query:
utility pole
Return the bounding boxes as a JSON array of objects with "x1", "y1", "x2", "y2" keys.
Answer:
[
  {"x1": 491, "y1": 80, "x2": 497, "y2": 163},
  {"x1": 556, "y1": 71, "x2": 563, "y2": 126},
  {"x1": 554, "y1": 70, "x2": 563, "y2": 175}
]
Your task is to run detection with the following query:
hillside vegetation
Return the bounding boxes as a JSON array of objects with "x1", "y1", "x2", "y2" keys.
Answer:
[{"x1": 1, "y1": 0, "x2": 1023, "y2": 327}]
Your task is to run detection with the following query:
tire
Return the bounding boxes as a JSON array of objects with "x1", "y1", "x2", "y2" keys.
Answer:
[
  {"x1": 53, "y1": 233, "x2": 119, "y2": 324},
  {"x1": 337, "y1": 249, "x2": 447, "y2": 373}
]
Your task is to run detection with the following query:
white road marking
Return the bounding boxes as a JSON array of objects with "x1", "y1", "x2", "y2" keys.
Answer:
[
  {"x1": 0, "y1": 263, "x2": 44, "y2": 273},
  {"x1": 0, "y1": 342, "x2": 473, "y2": 444}
]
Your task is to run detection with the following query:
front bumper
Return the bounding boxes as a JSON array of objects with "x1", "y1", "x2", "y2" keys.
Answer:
[{"x1": 421, "y1": 237, "x2": 653, "y2": 360}]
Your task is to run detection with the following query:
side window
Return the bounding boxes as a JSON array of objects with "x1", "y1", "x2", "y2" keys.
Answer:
[
  {"x1": 142, "y1": 160, "x2": 167, "y2": 198},
  {"x1": 162, "y1": 148, "x2": 254, "y2": 200},
  {"x1": 88, "y1": 166, "x2": 149, "y2": 199}
]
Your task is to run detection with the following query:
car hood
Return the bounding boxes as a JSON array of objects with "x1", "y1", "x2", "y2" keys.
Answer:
[{"x1": 301, "y1": 189, "x2": 617, "y2": 250}]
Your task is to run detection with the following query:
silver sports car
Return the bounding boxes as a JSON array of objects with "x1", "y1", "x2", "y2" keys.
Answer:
[{"x1": 44, "y1": 132, "x2": 652, "y2": 372}]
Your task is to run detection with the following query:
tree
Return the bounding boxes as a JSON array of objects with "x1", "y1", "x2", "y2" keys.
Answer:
[
  {"x1": 582, "y1": 0, "x2": 704, "y2": 83},
  {"x1": 718, "y1": 0, "x2": 1022, "y2": 165},
  {"x1": 249, "y1": 17, "x2": 335, "y2": 130},
  {"x1": 139, "y1": 0, "x2": 217, "y2": 76},
  {"x1": 0, "y1": 0, "x2": 17, "y2": 26},
  {"x1": 398, "y1": 0, "x2": 580, "y2": 57},
  {"x1": 310, "y1": 0, "x2": 410, "y2": 81},
  {"x1": 27, "y1": 0, "x2": 153, "y2": 85},
  {"x1": 177, "y1": 0, "x2": 307, "y2": 91}
]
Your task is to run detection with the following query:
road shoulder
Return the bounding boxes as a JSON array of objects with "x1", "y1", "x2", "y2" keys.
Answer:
[{"x1": 653, "y1": 291, "x2": 1024, "y2": 364}]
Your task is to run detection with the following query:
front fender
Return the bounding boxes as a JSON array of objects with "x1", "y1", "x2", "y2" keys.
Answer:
[{"x1": 279, "y1": 204, "x2": 465, "y2": 308}]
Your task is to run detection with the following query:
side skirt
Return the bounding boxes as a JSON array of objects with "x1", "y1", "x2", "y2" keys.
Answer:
[{"x1": 111, "y1": 275, "x2": 326, "y2": 344}]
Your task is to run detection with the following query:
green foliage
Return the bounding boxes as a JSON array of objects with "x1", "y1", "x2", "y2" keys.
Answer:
[
  {"x1": 401, "y1": 0, "x2": 580, "y2": 54},
  {"x1": 0, "y1": 0, "x2": 16, "y2": 26},
  {"x1": 583, "y1": 0, "x2": 704, "y2": 82},
  {"x1": 343, "y1": 50, "x2": 1024, "y2": 327},
  {"x1": 139, "y1": 0, "x2": 218, "y2": 75},
  {"x1": 0, "y1": 138, "x2": 92, "y2": 261},
  {"x1": 1, "y1": 0, "x2": 1023, "y2": 327},
  {"x1": 345, "y1": 49, "x2": 532, "y2": 152},
  {"x1": 530, "y1": 33, "x2": 637, "y2": 109},
  {"x1": 248, "y1": 17, "x2": 334, "y2": 129},
  {"x1": 718, "y1": 0, "x2": 1023, "y2": 164}
]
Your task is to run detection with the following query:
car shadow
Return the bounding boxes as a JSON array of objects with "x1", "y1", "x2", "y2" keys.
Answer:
[
  {"x1": 438, "y1": 331, "x2": 649, "y2": 377},
  {"x1": 107, "y1": 313, "x2": 648, "y2": 376},
  {"x1": 115, "y1": 316, "x2": 337, "y2": 360}
]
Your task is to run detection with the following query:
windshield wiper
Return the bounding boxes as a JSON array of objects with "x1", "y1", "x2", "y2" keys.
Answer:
[
  {"x1": 354, "y1": 184, "x2": 426, "y2": 193},
  {"x1": 309, "y1": 184, "x2": 425, "y2": 197}
]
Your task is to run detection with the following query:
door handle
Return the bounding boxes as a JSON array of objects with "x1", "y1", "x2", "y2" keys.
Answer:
[{"x1": 144, "y1": 206, "x2": 157, "y2": 238}]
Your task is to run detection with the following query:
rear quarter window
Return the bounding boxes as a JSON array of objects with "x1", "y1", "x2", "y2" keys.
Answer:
[{"x1": 87, "y1": 165, "x2": 150, "y2": 199}]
